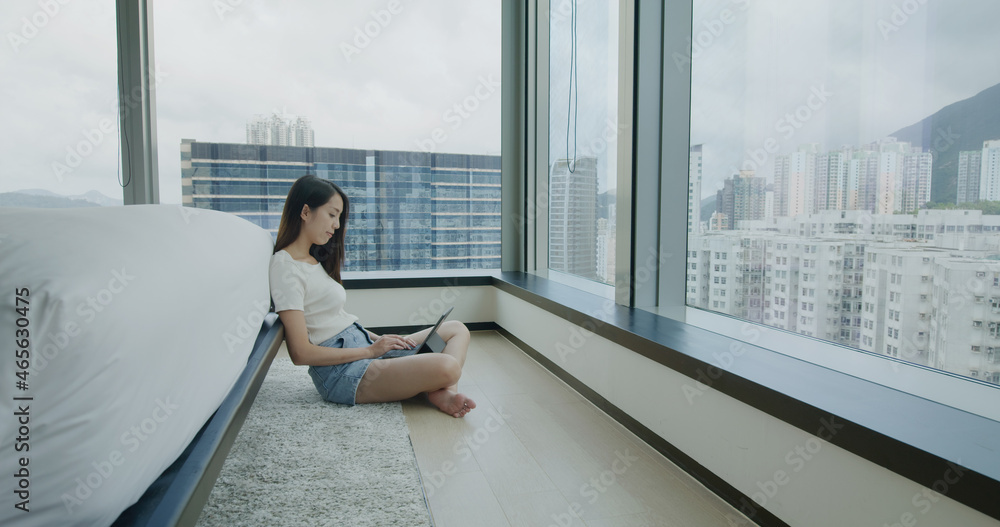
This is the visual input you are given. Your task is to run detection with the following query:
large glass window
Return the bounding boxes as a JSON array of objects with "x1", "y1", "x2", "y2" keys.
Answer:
[
  {"x1": 687, "y1": 0, "x2": 1000, "y2": 385},
  {"x1": 0, "y1": 1, "x2": 121, "y2": 208},
  {"x1": 154, "y1": 1, "x2": 501, "y2": 272},
  {"x1": 547, "y1": 0, "x2": 619, "y2": 288}
]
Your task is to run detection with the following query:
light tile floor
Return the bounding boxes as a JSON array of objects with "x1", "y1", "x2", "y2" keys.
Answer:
[{"x1": 402, "y1": 331, "x2": 754, "y2": 527}]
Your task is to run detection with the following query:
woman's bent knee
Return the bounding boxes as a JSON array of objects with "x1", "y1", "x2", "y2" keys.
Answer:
[
  {"x1": 443, "y1": 320, "x2": 470, "y2": 340},
  {"x1": 438, "y1": 355, "x2": 462, "y2": 387}
]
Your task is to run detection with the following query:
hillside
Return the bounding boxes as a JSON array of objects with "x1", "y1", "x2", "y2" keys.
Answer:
[
  {"x1": 891, "y1": 82, "x2": 1000, "y2": 204},
  {"x1": 0, "y1": 189, "x2": 120, "y2": 208},
  {"x1": 0, "y1": 192, "x2": 99, "y2": 208}
]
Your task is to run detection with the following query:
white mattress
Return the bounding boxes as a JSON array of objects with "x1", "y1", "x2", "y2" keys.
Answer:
[{"x1": 0, "y1": 205, "x2": 273, "y2": 527}]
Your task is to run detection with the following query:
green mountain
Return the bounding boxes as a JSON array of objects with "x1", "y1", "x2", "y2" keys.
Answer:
[{"x1": 891, "y1": 82, "x2": 1000, "y2": 204}]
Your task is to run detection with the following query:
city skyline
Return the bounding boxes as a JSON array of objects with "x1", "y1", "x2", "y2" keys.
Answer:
[
  {"x1": 687, "y1": 208, "x2": 1000, "y2": 384},
  {"x1": 182, "y1": 139, "x2": 501, "y2": 272}
]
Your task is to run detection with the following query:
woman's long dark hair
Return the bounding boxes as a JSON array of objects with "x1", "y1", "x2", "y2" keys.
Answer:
[{"x1": 274, "y1": 174, "x2": 350, "y2": 283}]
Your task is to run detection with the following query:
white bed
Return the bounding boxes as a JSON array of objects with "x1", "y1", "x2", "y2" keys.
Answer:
[{"x1": 0, "y1": 205, "x2": 273, "y2": 527}]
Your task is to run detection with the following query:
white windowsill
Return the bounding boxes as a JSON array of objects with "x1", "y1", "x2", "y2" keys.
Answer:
[{"x1": 673, "y1": 306, "x2": 1000, "y2": 423}]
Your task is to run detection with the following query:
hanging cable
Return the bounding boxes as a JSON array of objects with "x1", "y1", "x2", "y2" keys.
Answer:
[
  {"x1": 115, "y1": 8, "x2": 131, "y2": 189},
  {"x1": 565, "y1": 0, "x2": 578, "y2": 174}
]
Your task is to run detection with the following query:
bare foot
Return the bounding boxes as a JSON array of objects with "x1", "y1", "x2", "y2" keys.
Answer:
[{"x1": 426, "y1": 389, "x2": 476, "y2": 418}]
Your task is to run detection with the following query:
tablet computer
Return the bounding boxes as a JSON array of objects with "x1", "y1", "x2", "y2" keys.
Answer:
[{"x1": 414, "y1": 306, "x2": 453, "y2": 354}]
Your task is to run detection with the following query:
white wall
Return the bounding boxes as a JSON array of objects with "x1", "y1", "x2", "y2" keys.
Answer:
[{"x1": 348, "y1": 285, "x2": 496, "y2": 329}]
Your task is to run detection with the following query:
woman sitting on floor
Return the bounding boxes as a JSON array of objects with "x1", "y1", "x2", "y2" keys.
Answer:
[{"x1": 269, "y1": 174, "x2": 475, "y2": 417}]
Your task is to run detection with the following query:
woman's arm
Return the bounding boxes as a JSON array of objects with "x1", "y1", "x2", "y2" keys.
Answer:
[
  {"x1": 277, "y1": 310, "x2": 375, "y2": 366},
  {"x1": 276, "y1": 310, "x2": 416, "y2": 366}
]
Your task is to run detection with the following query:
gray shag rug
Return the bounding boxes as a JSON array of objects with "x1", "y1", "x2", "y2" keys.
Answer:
[{"x1": 195, "y1": 357, "x2": 432, "y2": 527}]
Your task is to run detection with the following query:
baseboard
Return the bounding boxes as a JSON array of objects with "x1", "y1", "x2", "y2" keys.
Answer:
[{"x1": 367, "y1": 321, "x2": 499, "y2": 336}]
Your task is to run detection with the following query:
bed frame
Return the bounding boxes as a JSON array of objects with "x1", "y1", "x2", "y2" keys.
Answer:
[{"x1": 111, "y1": 313, "x2": 284, "y2": 526}]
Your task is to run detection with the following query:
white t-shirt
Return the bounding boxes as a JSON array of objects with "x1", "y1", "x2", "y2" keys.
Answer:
[{"x1": 269, "y1": 249, "x2": 359, "y2": 345}]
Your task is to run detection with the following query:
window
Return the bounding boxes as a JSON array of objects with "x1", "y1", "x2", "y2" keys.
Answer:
[
  {"x1": 546, "y1": 0, "x2": 620, "y2": 287},
  {"x1": 1, "y1": 2, "x2": 121, "y2": 208},
  {"x1": 681, "y1": 0, "x2": 1000, "y2": 390},
  {"x1": 156, "y1": 2, "x2": 502, "y2": 272}
]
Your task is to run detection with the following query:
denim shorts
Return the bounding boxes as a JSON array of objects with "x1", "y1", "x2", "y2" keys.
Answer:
[{"x1": 308, "y1": 321, "x2": 419, "y2": 406}]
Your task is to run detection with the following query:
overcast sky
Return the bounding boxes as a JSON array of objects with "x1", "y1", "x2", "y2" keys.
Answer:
[
  {"x1": 2, "y1": 0, "x2": 999, "y2": 203},
  {"x1": 0, "y1": 0, "x2": 501, "y2": 203},
  {"x1": 691, "y1": 0, "x2": 1000, "y2": 198}
]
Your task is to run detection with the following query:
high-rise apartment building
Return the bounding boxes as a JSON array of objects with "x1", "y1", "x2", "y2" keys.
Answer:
[
  {"x1": 815, "y1": 148, "x2": 849, "y2": 212},
  {"x1": 850, "y1": 148, "x2": 879, "y2": 212},
  {"x1": 596, "y1": 217, "x2": 615, "y2": 283},
  {"x1": 774, "y1": 144, "x2": 818, "y2": 217},
  {"x1": 687, "y1": 210, "x2": 1000, "y2": 384},
  {"x1": 773, "y1": 139, "x2": 931, "y2": 216},
  {"x1": 246, "y1": 114, "x2": 315, "y2": 147},
  {"x1": 859, "y1": 247, "x2": 934, "y2": 361},
  {"x1": 979, "y1": 139, "x2": 1000, "y2": 202},
  {"x1": 687, "y1": 234, "x2": 767, "y2": 321},
  {"x1": 549, "y1": 156, "x2": 599, "y2": 279},
  {"x1": 689, "y1": 144, "x2": 703, "y2": 234},
  {"x1": 180, "y1": 140, "x2": 500, "y2": 271},
  {"x1": 899, "y1": 150, "x2": 933, "y2": 213},
  {"x1": 957, "y1": 150, "x2": 983, "y2": 204},
  {"x1": 716, "y1": 170, "x2": 766, "y2": 229},
  {"x1": 929, "y1": 258, "x2": 1000, "y2": 383}
]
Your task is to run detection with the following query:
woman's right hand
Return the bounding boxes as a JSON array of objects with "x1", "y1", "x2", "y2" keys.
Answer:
[{"x1": 367, "y1": 334, "x2": 416, "y2": 358}]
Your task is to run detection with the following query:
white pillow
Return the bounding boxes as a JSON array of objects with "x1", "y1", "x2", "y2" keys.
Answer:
[{"x1": 0, "y1": 205, "x2": 273, "y2": 527}]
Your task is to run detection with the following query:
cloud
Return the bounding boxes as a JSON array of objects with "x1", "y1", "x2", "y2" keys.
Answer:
[
  {"x1": 691, "y1": 0, "x2": 1000, "y2": 198},
  {"x1": 150, "y1": 0, "x2": 502, "y2": 203},
  {"x1": 3, "y1": 0, "x2": 999, "y2": 207},
  {"x1": 1, "y1": 0, "x2": 502, "y2": 203},
  {"x1": 0, "y1": 0, "x2": 119, "y2": 197}
]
